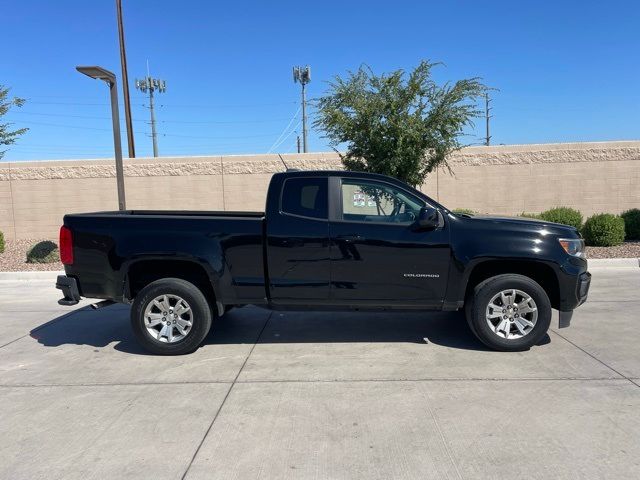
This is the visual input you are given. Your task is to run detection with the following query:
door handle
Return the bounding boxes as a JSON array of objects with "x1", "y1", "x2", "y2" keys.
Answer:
[{"x1": 336, "y1": 234, "x2": 365, "y2": 243}]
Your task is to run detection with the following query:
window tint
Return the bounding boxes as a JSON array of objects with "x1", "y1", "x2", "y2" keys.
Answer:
[
  {"x1": 281, "y1": 177, "x2": 328, "y2": 219},
  {"x1": 341, "y1": 179, "x2": 424, "y2": 224}
]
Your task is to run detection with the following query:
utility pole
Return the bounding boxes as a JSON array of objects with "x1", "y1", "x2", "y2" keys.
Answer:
[
  {"x1": 484, "y1": 92, "x2": 492, "y2": 146},
  {"x1": 135, "y1": 65, "x2": 166, "y2": 157},
  {"x1": 293, "y1": 66, "x2": 311, "y2": 153},
  {"x1": 483, "y1": 88, "x2": 499, "y2": 146},
  {"x1": 296, "y1": 135, "x2": 301, "y2": 153},
  {"x1": 115, "y1": 0, "x2": 135, "y2": 158}
]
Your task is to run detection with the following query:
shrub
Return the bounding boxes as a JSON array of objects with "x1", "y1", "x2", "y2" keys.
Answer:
[
  {"x1": 0, "y1": 230, "x2": 4, "y2": 254},
  {"x1": 582, "y1": 214, "x2": 625, "y2": 247},
  {"x1": 452, "y1": 208, "x2": 476, "y2": 216},
  {"x1": 621, "y1": 208, "x2": 640, "y2": 240},
  {"x1": 538, "y1": 207, "x2": 583, "y2": 230},
  {"x1": 26, "y1": 240, "x2": 59, "y2": 263},
  {"x1": 520, "y1": 212, "x2": 541, "y2": 220}
]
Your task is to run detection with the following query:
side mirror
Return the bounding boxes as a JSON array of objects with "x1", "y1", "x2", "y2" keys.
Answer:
[{"x1": 415, "y1": 207, "x2": 440, "y2": 230}]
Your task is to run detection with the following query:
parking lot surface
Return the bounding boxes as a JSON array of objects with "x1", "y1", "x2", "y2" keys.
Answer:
[{"x1": 0, "y1": 264, "x2": 639, "y2": 479}]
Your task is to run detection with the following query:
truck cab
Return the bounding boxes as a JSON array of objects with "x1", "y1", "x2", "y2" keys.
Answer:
[{"x1": 265, "y1": 171, "x2": 450, "y2": 308}]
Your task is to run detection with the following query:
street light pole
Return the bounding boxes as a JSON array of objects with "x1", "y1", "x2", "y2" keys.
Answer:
[
  {"x1": 76, "y1": 66, "x2": 127, "y2": 210},
  {"x1": 116, "y1": 0, "x2": 135, "y2": 158},
  {"x1": 109, "y1": 81, "x2": 127, "y2": 210}
]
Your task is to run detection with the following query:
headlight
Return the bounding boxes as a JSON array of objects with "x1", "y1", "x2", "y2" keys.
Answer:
[{"x1": 559, "y1": 238, "x2": 585, "y2": 257}]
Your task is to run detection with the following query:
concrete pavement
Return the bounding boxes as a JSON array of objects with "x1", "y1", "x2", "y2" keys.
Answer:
[{"x1": 0, "y1": 265, "x2": 639, "y2": 479}]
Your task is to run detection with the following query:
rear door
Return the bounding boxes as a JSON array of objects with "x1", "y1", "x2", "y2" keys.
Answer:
[
  {"x1": 265, "y1": 176, "x2": 331, "y2": 304},
  {"x1": 329, "y1": 176, "x2": 450, "y2": 307}
]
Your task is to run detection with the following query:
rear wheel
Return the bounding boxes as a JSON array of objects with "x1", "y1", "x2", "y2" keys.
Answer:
[
  {"x1": 131, "y1": 278, "x2": 213, "y2": 355},
  {"x1": 466, "y1": 274, "x2": 551, "y2": 351}
]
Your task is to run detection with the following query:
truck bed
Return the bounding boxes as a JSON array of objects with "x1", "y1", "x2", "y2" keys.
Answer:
[{"x1": 62, "y1": 210, "x2": 267, "y2": 305}]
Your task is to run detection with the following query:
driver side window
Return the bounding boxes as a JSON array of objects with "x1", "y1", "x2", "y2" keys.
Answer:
[{"x1": 340, "y1": 179, "x2": 424, "y2": 224}]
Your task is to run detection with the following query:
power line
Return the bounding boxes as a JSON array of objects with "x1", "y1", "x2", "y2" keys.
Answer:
[
  {"x1": 16, "y1": 120, "x2": 113, "y2": 131},
  {"x1": 9, "y1": 111, "x2": 148, "y2": 122},
  {"x1": 13, "y1": 119, "x2": 292, "y2": 141},
  {"x1": 154, "y1": 101, "x2": 298, "y2": 109},
  {"x1": 9, "y1": 111, "x2": 295, "y2": 125},
  {"x1": 6, "y1": 149, "x2": 116, "y2": 157},
  {"x1": 9, "y1": 151, "x2": 113, "y2": 156},
  {"x1": 24, "y1": 99, "x2": 298, "y2": 108},
  {"x1": 10, "y1": 145, "x2": 114, "y2": 152},
  {"x1": 156, "y1": 132, "x2": 283, "y2": 140},
  {"x1": 267, "y1": 106, "x2": 301, "y2": 153},
  {"x1": 158, "y1": 118, "x2": 291, "y2": 125},
  {"x1": 24, "y1": 100, "x2": 133, "y2": 107},
  {"x1": 10, "y1": 142, "x2": 114, "y2": 149},
  {"x1": 268, "y1": 121, "x2": 301, "y2": 153},
  {"x1": 9, "y1": 141, "x2": 279, "y2": 155},
  {"x1": 11, "y1": 138, "x2": 279, "y2": 153}
]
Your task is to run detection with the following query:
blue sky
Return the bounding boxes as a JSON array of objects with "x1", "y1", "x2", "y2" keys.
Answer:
[{"x1": 3, "y1": 0, "x2": 639, "y2": 161}]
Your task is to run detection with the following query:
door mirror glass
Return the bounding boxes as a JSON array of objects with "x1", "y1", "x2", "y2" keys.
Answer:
[{"x1": 416, "y1": 207, "x2": 440, "y2": 230}]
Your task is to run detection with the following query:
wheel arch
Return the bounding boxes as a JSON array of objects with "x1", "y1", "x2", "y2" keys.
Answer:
[
  {"x1": 123, "y1": 257, "x2": 223, "y2": 315},
  {"x1": 461, "y1": 259, "x2": 561, "y2": 309}
]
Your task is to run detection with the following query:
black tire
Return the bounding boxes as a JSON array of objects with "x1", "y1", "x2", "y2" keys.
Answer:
[
  {"x1": 131, "y1": 278, "x2": 213, "y2": 355},
  {"x1": 465, "y1": 274, "x2": 551, "y2": 351}
]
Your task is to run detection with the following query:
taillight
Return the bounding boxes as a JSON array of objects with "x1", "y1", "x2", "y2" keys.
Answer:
[{"x1": 59, "y1": 226, "x2": 74, "y2": 265}]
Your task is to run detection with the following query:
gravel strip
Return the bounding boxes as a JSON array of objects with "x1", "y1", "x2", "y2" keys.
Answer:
[
  {"x1": 1, "y1": 238, "x2": 638, "y2": 272},
  {"x1": 586, "y1": 241, "x2": 640, "y2": 259},
  {"x1": 0, "y1": 239, "x2": 63, "y2": 272}
]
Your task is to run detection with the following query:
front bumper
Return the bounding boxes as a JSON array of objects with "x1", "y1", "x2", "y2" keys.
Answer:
[
  {"x1": 56, "y1": 275, "x2": 81, "y2": 306},
  {"x1": 559, "y1": 271, "x2": 591, "y2": 328},
  {"x1": 577, "y1": 271, "x2": 591, "y2": 306}
]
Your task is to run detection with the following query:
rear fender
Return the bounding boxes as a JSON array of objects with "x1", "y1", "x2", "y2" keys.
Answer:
[{"x1": 122, "y1": 256, "x2": 224, "y2": 315}]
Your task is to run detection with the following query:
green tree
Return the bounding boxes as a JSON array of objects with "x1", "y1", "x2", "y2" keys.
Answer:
[
  {"x1": 314, "y1": 61, "x2": 486, "y2": 187},
  {"x1": 0, "y1": 85, "x2": 28, "y2": 160}
]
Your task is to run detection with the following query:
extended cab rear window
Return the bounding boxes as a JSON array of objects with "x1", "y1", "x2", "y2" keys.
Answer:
[{"x1": 281, "y1": 177, "x2": 328, "y2": 219}]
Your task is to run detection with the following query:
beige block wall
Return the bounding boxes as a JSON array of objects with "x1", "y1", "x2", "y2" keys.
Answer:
[
  {"x1": 1, "y1": 141, "x2": 639, "y2": 240},
  {"x1": 222, "y1": 173, "x2": 272, "y2": 212},
  {"x1": 11, "y1": 178, "x2": 119, "y2": 238},
  {"x1": 125, "y1": 175, "x2": 224, "y2": 211},
  {"x1": 431, "y1": 158, "x2": 640, "y2": 216},
  {"x1": 0, "y1": 174, "x2": 14, "y2": 239}
]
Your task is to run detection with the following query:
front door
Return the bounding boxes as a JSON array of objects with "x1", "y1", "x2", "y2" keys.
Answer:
[{"x1": 329, "y1": 177, "x2": 450, "y2": 307}]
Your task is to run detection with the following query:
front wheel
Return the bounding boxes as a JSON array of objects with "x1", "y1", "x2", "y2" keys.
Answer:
[
  {"x1": 131, "y1": 278, "x2": 213, "y2": 355},
  {"x1": 466, "y1": 274, "x2": 551, "y2": 351}
]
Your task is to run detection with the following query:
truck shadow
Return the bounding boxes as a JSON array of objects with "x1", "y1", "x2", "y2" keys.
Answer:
[{"x1": 30, "y1": 305, "x2": 550, "y2": 354}]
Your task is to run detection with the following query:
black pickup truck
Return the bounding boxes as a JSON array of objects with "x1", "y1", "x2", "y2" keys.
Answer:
[{"x1": 56, "y1": 170, "x2": 590, "y2": 354}]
